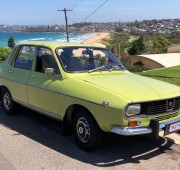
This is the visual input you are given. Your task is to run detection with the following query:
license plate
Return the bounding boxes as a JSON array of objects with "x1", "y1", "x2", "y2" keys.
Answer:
[
  {"x1": 164, "y1": 121, "x2": 180, "y2": 136},
  {"x1": 169, "y1": 122, "x2": 180, "y2": 132}
]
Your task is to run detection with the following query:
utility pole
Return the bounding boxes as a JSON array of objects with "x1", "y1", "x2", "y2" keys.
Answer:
[
  {"x1": 118, "y1": 43, "x2": 120, "y2": 60},
  {"x1": 58, "y1": 8, "x2": 73, "y2": 42}
]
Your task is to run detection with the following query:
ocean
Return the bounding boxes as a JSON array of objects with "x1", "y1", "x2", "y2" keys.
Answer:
[{"x1": 0, "y1": 30, "x2": 95, "y2": 47}]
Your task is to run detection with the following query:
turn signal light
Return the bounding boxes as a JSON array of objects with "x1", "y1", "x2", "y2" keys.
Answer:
[{"x1": 128, "y1": 120, "x2": 141, "y2": 127}]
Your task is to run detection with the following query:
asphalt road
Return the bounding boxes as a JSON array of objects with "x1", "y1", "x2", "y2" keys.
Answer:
[{"x1": 0, "y1": 105, "x2": 180, "y2": 170}]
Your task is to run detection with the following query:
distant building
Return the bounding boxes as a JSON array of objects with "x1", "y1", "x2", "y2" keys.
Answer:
[
  {"x1": 167, "y1": 44, "x2": 180, "y2": 53},
  {"x1": 127, "y1": 53, "x2": 180, "y2": 70}
]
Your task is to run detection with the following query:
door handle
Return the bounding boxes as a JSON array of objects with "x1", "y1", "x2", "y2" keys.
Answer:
[{"x1": 29, "y1": 74, "x2": 37, "y2": 78}]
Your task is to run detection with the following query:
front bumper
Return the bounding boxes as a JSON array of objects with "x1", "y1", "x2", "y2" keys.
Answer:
[{"x1": 111, "y1": 118, "x2": 180, "y2": 136}]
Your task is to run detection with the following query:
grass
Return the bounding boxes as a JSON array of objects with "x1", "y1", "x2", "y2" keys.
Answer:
[{"x1": 137, "y1": 66, "x2": 180, "y2": 86}]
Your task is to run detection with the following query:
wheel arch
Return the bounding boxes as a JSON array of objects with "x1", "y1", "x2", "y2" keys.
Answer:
[
  {"x1": 62, "y1": 104, "x2": 99, "y2": 135},
  {"x1": 0, "y1": 85, "x2": 9, "y2": 101}
]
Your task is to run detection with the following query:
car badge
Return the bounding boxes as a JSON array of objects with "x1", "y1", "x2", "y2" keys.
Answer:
[
  {"x1": 102, "y1": 101, "x2": 109, "y2": 107},
  {"x1": 166, "y1": 99, "x2": 175, "y2": 112}
]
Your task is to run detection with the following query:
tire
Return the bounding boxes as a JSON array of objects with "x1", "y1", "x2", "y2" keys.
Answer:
[
  {"x1": 73, "y1": 109, "x2": 103, "y2": 151},
  {"x1": 1, "y1": 88, "x2": 15, "y2": 115}
]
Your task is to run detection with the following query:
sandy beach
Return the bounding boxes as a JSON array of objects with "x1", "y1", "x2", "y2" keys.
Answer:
[{"x1": 82, "y1": 32, "x2": 110, "y2": 43}]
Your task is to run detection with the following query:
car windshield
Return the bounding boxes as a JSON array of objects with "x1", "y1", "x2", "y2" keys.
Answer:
[{"x1": 56, "y1": 47, "x2": 126, "y2": 73}]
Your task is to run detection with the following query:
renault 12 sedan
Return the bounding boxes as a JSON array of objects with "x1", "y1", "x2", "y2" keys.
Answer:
[{"x1": 0, "y1": 42, "x2": 180, "y2": 151}]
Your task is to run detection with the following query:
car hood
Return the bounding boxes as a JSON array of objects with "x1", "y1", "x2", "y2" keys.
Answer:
[{"x1": 74, "y1": 72, "x2": 180, "y2": 102}]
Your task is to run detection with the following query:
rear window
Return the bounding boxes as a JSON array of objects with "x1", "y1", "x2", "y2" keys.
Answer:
[{"x1": 14, "y1": 46, "x2": 36, "y2": 70}]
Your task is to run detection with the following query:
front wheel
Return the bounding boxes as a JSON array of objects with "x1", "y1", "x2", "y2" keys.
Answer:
[
  {"x1": 73, "y1": 109, "x2": 103, "y2": 151},
  {"x1": 1, "y1": 89, "x2": 15, "y2": 115}
]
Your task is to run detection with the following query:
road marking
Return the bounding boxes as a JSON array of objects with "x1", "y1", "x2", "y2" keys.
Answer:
[{"x1": 159, "y1": 132, "x2": 180, "y2": 145}]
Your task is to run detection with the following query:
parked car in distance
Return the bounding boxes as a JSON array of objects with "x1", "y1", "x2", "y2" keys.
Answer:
[{"x1": 0, "y1": 42, "x2": 180, "y2": 151}]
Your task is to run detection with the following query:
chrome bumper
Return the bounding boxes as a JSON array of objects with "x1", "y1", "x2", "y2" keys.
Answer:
[
  {"x1": 111, "y1": 118, "x2": 180, "y2": 136},
  {"x1": 111, "y1": 126, "x2": 152, "y2": 136}
]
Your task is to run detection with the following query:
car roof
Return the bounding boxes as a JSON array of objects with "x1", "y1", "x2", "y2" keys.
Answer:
[{"x1": 18, "y1": 41, "x2": 106, "y2": 49}]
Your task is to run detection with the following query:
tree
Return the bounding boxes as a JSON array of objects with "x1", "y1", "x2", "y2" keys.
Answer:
[
  {"x1": 0, "y1": 47, "x2": 12, "y2": 63},
  {"x1": 152, "y1": 36, "x2": 172, "y2": 54},
  {"x1": 128, "y1": 37, "x2": 146, "y2": 55},
  {"x1": 8, "y1": 36, "x2": 15, "y2": 49},
  {"x1": 103, "y1": 32, "x2": 132, "y2": 57}
]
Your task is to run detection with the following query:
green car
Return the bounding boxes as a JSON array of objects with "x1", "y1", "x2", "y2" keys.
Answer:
[{"x1": 0, "y1": 42, "x2": 180, "y2": 151}]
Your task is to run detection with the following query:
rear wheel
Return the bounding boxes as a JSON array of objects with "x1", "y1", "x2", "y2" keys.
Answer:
[
  {"x1": 73, "y1": 109, "x2": 103, "y2": 151},
  {"x1": 1, "y1": 89, "x2": 15, "y2": 115}
]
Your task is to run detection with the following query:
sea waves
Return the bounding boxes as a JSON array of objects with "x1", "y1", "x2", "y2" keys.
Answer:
[{"x1": 0, "y1": 31, "x2": 95, "y2": 47}]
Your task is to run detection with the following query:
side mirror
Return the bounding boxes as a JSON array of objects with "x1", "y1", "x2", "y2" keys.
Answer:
[{"x1": 45, "y1": 68, "x2": 55, "y2": 75}]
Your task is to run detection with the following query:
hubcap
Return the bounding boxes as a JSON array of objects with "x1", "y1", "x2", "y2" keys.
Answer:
[
  {"x1": 76, "y1": 117, "x2": 90, "y2": 143},
  {"x1": 3, "y1": 92, "x2": 12, "y2": 110}
]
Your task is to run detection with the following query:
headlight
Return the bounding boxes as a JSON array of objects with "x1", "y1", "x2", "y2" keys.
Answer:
[{"x1": 126, "y1": 104, "x2": 141, "y2": 117}]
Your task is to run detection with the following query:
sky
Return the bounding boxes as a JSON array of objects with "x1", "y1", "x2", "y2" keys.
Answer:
[{"x1": 0, "y1": 0, "x2": 180, "y2": 25}]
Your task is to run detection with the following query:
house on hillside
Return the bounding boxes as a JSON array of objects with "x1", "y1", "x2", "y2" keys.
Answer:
[{"x1": 127, "y1": 53, "x2": 180, "y2": 70}]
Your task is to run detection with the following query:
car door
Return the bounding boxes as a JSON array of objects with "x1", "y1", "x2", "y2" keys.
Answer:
[
  {"x1": 6, "y1": 45, "x2": 36, "y2": 104},
  {"x1": 27, "y1": 47, "x2": 63, "y2": 116}
]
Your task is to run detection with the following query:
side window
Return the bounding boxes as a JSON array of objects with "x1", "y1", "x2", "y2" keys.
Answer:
[
  {"x1": 35, "y1": 47, "x2": 60, "y2": 75},
  {"x1": 14, "y1": 46, "x2": 35, "y2": 70}
]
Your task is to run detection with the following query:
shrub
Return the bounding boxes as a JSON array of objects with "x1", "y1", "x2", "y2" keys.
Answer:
[
  {"x1": 122, "y1": 59, "x2": 148, "y2": 72},
  {"x1": 0, "y1": 47, "x2": 12, "y2": 63},
  {"x1": 133, "y1": 61, "x2": 144, "y2": 67},
  {"x1": 126, "y1": 64, "x2": 148, "y2": 72}
]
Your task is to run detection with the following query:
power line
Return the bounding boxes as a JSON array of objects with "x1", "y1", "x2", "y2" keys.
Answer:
[
  {"x1": 47, "y1": 0, "x2": 76, "y2": 28},
  {"x1": 58, "y1": 0, "x2": 70, "y2": 8},
  {"x1": 47, "y1": 0, "x2": 67, "y2": 26},
  {"x1": 81, "y1": 0, "x2": 109, "y2": 23},
  {"x1": 69, "y1": 0, "x2": 82, "y2": 10},
  {"x1": 68, "y1": 16, "x2": 76, "y2": 24},
  {"x1": 58, "y1": 0, "x2": 77, "y2": 9},
  {"x1": 48, "y1": 11, "x2": 60, "y2": 25},
  {"x1": 67, "y1": 0, "x2": 83, "y2": 20}
]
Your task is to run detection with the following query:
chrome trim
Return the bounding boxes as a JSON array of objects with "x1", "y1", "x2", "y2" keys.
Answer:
[
  {"x1": 111, "y1": 117, "x2": 180, "y2": 136},
  {"x1": 60, "y1": 92, "x2": 103, "y2": 106},
  {"x1": 124, "y1": 110, "x2": 180, "y2": 119},
  {"x1": 129, "y1": 96, "x2": 180, "y2": 104},
  {"x1": 124, "y1": 97, "x2": 180, "y2": 119},
  {"x1": 124, "y1": 97, "x2": 180, "y2": 118},
  {"x1": 159, "y1": 117, "x2": 180, "y2": 129},
  {"x1": 3, "y1": 78, "x2": 60, "y2": 95},
  {"x1": 3, "y1": 77, "x2": 28, "y2": 85},
  {"x1": 28, "y1": 84, "x2": 60, "y2": 94},
  {"x1": 2, "y1": 78, "x2": 103, "y2": 107},
  {"x1": 111, "y1": 126, "x2": 152, "y2": 136},
  {"x1": 14, "y1": 84, "x2": 103, "y2": 106}
]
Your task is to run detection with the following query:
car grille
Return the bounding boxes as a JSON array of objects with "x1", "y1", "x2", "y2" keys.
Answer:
[
  {"x1": 155, "y1": 111, "x2": 179, "y2": 121},
  {"x1": 141, "y1": 97, "x2": 180, "y2": 115}
]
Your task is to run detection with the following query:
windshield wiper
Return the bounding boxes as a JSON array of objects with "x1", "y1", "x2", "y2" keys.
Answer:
[
  {"x1": 88, "y1": 65, "x2": 109, "y2": 73},
  {"x1": 109, "y1": 64, "x2": 126, "y2": 72}
]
